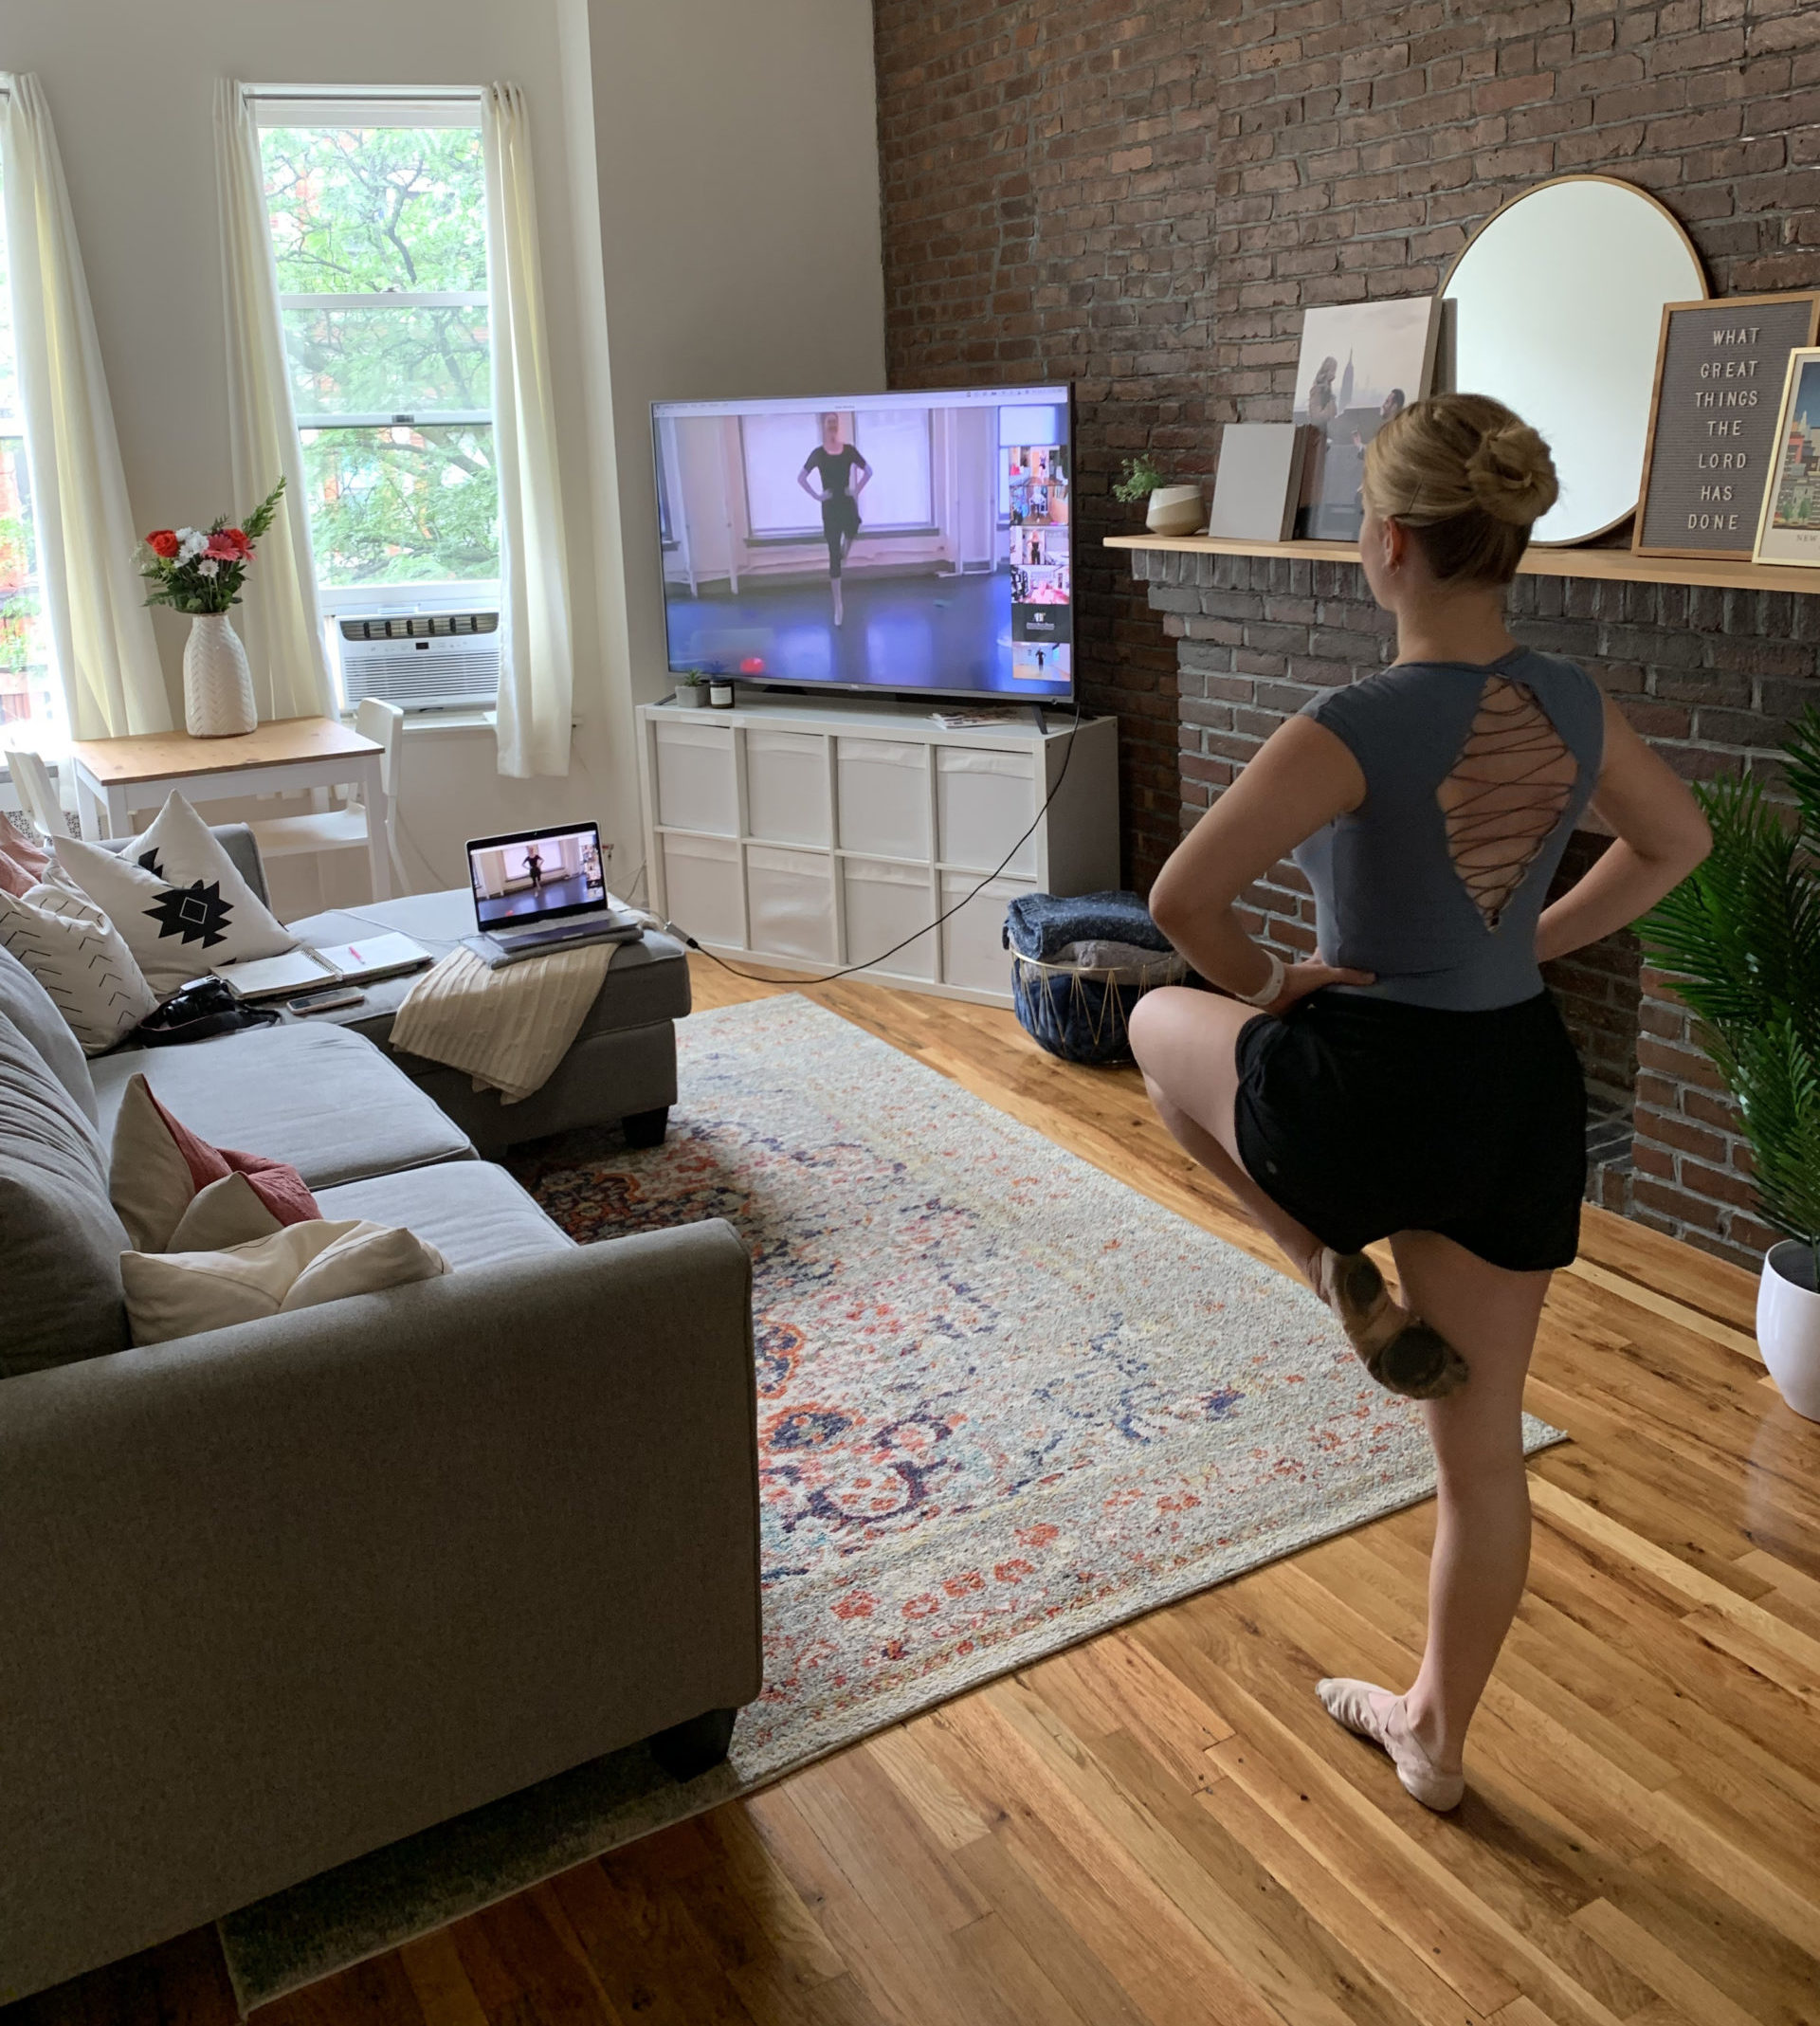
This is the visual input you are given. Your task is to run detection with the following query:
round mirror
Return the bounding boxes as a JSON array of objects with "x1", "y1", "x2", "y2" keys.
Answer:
[{"x1": 1440, "y1": 175, "x2": 1706, "y2": 545}]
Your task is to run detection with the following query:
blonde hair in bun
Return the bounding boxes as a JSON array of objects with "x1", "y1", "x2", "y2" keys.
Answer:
[{"x1": 1361, "y1": 392, "x2": 1559, "y2": 584}]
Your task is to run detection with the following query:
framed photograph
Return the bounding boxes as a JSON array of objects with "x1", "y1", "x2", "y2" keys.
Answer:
[
  {"x1": 1291, "y1": 296, "x2": 1442, "y2": 540},
  {"x1": 1754, "y1": 347, "x2": 1820, "y2": 569},
  {"x1": 1635, "y1": 293, "x2": 1820, "y2": 557}
]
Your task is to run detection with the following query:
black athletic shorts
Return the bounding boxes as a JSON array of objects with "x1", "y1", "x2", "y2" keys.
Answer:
[{"x1": 1232, "y1": 987, "x2": 1586, "y2": 1273}]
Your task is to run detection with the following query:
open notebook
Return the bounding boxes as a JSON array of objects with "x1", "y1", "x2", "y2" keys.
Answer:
[{"x1": 213, "y1": 933, "x2": 433, "y2": 1001}]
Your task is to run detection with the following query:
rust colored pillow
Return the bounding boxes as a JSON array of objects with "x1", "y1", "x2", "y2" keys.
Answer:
[{"x1": 108, "y1": 1071, "x2": 321, "y2": 1253}]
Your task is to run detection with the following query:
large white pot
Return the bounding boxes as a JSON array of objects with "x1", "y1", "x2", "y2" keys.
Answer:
[
  {"x1": 1756, "y1": 1240, "x2": 1820, "y2": 1421},
  {"x1": 182, "y1": 612, "x2": 257, "y2": 738}
]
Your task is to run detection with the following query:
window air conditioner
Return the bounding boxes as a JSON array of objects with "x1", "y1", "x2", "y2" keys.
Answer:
[{"x1": 337, "y1": 611, "x2": 500, "y2": 711}]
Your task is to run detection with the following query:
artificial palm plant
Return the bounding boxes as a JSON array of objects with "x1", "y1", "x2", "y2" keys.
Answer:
[{"x1": 1642, "y1": 708, "x2": 1820, "y2": 1266}]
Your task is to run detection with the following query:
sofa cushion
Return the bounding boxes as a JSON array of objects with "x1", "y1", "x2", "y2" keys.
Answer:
[
  {"x1": 92, "y1": 1023, "x2": 475, "y2": 1190},
  {"x1": 315, "y1": 1159, "x2": 573, "y2": 1272},
  {"x1": 0, "y1": 1024, "x2": 132, "y2": 1379},
  {"x1": 121, "y1": 1217, "x2": 450, "y2": 1347},
  {"x1": 57, "y1": 794, "x2": 294, "y2": 996},
  {"x1": 0, "y1": 941, "x2": 98, "y2": 1123},
  {"x1": 108, "y1": 1071, "x2": 321, "y2": 1251},
  {"x1": 0, "y1": 874, "x2": 159, "y2": 1053},
  {"x1": 283, "y1": 895, "x2": 691, "y2": 1056}
]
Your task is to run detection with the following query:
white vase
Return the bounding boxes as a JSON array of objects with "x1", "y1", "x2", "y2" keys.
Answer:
[
  {"x1": 1145, "y1": 484, "x2": 1205, "y2": 536},
  {"x1": 182, "y1": 612, "x2": 257, "y2": 738},
  {"x1": 1756, "y1": 1240, "x2": 1820, "y2": 1421}
]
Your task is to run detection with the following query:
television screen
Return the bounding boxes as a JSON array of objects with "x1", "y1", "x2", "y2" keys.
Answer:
[{"x1": 651, "y1": 384, "x2": 1074, "y2": 703}]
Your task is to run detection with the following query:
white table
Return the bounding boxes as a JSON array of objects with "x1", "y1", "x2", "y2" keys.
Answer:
[{"x1": 67, "y1": 715, "x2": 391, "y2": 900}]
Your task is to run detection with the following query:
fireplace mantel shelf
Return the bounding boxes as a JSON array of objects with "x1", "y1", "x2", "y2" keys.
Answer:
[{"x1": 1103, "y1": 531, "x2": 1820, "y2": 595}]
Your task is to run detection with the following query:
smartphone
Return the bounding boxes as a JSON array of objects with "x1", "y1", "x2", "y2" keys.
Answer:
[{"x1": 287, "y1": 987, "x2": 367, "y2": 1015}]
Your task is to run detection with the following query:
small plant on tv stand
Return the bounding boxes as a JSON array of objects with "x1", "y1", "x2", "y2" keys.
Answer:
[{"x1": 673, "y1": 670, "x2": 710, "y2": 708}]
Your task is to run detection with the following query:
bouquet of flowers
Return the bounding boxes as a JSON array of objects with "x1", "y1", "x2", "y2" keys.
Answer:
[{"x1": 138, "y1": 478, "x2": 286, "y2": 616}]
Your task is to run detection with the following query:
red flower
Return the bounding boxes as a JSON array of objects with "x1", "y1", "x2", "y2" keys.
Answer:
[
  {"x1": 207, "y1": 527, "x2": 253, "y2": 561},
  {"x1": 146, "y1": 530, "x2": 179, "y2": 558}
]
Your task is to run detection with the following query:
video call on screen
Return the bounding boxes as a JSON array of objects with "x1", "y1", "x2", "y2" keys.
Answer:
[{"x1": 653, "y1": 387, "x2": 1074, "y2": 701}]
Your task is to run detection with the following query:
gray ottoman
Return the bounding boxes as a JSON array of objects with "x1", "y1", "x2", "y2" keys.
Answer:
[{"x1": 283, "y1": 891, "x2": 690, "y2": 1155}]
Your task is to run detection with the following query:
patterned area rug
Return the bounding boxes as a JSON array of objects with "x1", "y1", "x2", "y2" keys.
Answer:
[{"x1": 221, "y1": 994, "x2": 1564, "y2": 2007}]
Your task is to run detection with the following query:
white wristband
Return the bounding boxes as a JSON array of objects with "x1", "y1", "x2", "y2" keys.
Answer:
[{"x1": 1231, "y1": 947, "x2": 1284, "y2": 1008}]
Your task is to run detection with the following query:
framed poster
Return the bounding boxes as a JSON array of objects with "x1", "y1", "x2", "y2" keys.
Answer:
[
  {"x1": 1635, "y1": 292, "x2": 1820, "y2": 557},
  {"x1": 1291, "y1": 296, "x2": 1442, "y2": 540},
  {"x1": 1755, "y1": 347, "x2": 1820, "y2": 569}
]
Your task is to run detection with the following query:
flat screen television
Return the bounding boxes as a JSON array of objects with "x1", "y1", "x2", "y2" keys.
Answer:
[{"x1": 650, "y1": 383, "x2": 1074, "y2": 703}]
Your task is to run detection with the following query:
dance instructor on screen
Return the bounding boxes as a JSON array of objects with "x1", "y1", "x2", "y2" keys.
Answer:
[
  {"x1": 1129, "y1": 393, "x2": 1711, "y2": 1812},
  {"x1": 798, "y1": 413, "x2": 872, "y2": 628}
]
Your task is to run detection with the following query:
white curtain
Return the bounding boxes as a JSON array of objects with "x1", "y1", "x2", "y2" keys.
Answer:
[
  {"x1": 482, "y1": 82, "x2": 574, "y2": 778},
  {"x1": 0, "y1": 74, "x2": 170, "y2": 740},
  {"x1": 213, "y1": 80, "x2": 333, "y2": 722}
]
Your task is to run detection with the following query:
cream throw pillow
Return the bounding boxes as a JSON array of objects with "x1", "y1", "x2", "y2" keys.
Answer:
[
  {"x1": 0, "y1": 872, "x2": 157, "y2": 1052},
  {"x1": 120, "y1": 1218, "x2": 450, "y2": 1346},
  {"x1": 56, "y1": 792, "x2": 294, "y2": 995}
]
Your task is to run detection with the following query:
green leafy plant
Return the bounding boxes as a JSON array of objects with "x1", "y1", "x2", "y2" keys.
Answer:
[
  {"x1": 1642, "y1": 707, "x2": 1820, "y2": 1259},
  {"x1": 1112, "y1": 453, "x2": 1164, "y2": 504},
  {"x1": 675, "y1": 670, "x2": 711, "y2": 686}
]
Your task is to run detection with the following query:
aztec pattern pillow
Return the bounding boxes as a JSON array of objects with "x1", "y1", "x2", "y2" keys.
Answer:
[
  {"x1": 0, "y1": 874, "x2": 158, "y2": 1053},
  {"x1": 56, "y1": 792, "x2": 294, "y2": 996}
]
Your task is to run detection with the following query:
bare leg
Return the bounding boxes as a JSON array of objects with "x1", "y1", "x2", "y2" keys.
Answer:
[
  {"x1": 1392, "y1": 1231, "x2": 1550, "y2": 1769},
  {"x1": 1128, "y1": 987, "x2": 1324, "y2": 1285}
]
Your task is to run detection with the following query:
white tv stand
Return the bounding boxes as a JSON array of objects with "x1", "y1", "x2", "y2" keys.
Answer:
[{"x1": 636, "y1": 693, "x2": 1119, "y2": 1006}]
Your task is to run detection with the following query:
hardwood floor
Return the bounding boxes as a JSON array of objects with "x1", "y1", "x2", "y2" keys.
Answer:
[{"x1": 11, "y1": 960, "x2": 1819, "y2": 2025}]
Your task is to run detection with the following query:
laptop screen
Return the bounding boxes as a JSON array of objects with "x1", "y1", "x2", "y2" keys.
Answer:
[{"x1": 467, "y1": 823, "x2": 607, "y2": 931}]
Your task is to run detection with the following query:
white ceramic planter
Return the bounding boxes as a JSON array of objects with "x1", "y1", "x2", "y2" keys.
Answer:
[
  {"x1": 1145, "y1": 484, "x2": 1204, "y2": 536},
  {"x1": 182, "y1": 613, "x2": 257, "y2": 738},
  {"x1": 1756, "y1": 1240, "x2": 1820, "y2": 1420}
]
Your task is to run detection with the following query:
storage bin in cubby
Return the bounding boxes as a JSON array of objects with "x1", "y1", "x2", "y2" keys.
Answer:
[
  {"x1": 842, "y1": 857, "x2": 937, "y2": 980},
  {"x1": 939, "y1": 871, "x2": 1035, "y2": 995},
  {"x1": 745, "y1": 729, "x2": 830, "y2": 846},
  {"x1": 746, "y1": 845, "x2": 835, "y2": 963},
  {"x1": 654, "y1": 721, "x2": 737, "y2": 835},
  {"x1": 836, "y1": 738, "x2": 930, "y2": 859},
  {"x1": 936, "y1": 746, "x2": 1036, "y2": 876},
  {"x1": 661, "y1": 831, "x2": 744, "y2": 946}
]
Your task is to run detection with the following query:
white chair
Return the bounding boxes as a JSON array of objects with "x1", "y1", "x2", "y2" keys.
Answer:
[
  {"x1": 3, "y1": 747, "x2": 73, "y2": 841},
  {"x1": 248, "y1": 697, "x2": 406, "y2": 895}
]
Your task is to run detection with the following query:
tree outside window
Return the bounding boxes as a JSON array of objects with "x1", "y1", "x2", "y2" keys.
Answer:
[{"x1": 259, "y1": 121, "x2": 499, "y2": 591}]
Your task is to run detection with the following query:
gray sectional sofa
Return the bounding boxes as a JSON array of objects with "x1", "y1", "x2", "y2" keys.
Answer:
[{"x1": 0, "y1": 832, "x2": 761, "y2": 2004}]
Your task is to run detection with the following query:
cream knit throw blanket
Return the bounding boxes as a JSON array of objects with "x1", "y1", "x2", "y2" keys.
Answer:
[{"x1": 390, "y1": 941, "x2": 621, "y2": 1104}]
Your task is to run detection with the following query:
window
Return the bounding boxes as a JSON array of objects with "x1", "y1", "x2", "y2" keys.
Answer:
[
  {"x1": 739, "y1": 408, "x2": 936, "y2": 540},
  {"x1": 257, "y1": 109, "x2": 498, "y2": 601},
  {"x1": 0, "y1": 156, "x2": 61, "y2": 748}
]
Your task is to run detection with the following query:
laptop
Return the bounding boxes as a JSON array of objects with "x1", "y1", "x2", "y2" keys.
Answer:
[{"x1": 465, "y1": 821, "x2": 643, "y2": 956}]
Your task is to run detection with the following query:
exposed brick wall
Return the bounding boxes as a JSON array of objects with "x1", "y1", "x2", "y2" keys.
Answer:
[{"x1": 874, "y1": 0, "x2": 1820, "y2": 1266}]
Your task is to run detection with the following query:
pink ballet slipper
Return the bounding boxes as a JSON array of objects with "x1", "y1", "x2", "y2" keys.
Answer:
[{"x1": 1316, "y1": 1676, "x2": 1465, "y2": 1813}]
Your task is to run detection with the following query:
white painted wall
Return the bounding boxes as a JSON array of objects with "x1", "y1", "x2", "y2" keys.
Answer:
[{"x1": 4, "y1": 0, "x2": 884, "y2": 905}]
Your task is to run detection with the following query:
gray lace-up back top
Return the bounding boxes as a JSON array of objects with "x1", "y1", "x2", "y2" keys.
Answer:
[{"x1": 1293, "y1": 648, "x2": 1607, "y2": 1012}]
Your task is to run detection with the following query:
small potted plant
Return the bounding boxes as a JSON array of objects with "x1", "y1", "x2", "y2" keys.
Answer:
[
  {"x1": 1113, "y1": 453, "x2": 1202, "y2": 537},
  {"x1": 673, "y1": 670, "x2": 709, "y2": 708},
  {"x1": 1644, "y1": 707, "x2": 1820, "y2": 1419}
]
